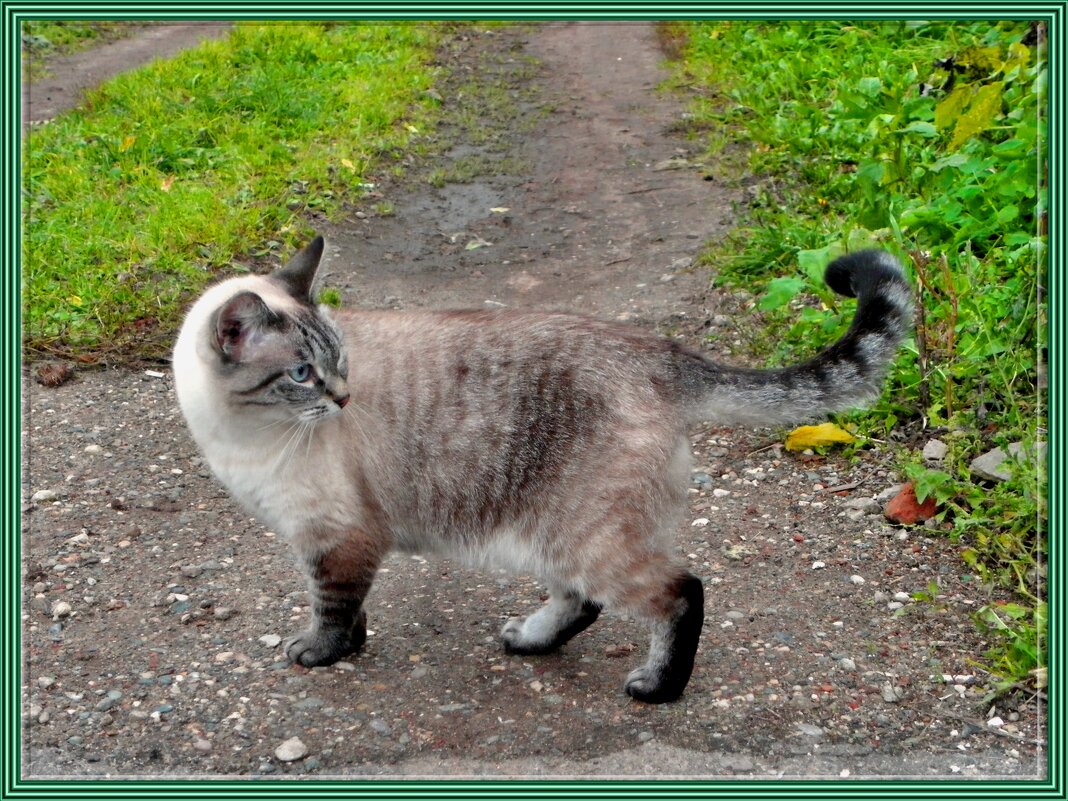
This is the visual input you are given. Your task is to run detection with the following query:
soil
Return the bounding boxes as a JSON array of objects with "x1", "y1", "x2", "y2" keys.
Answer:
[{"x1": 21, "y1": 22, "x2": 1046, "y2": 780}]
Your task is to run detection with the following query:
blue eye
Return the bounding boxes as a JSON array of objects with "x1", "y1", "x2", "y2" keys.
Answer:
[{"x1": 288, "y1": 363, "x2": 312, "y2": 382}]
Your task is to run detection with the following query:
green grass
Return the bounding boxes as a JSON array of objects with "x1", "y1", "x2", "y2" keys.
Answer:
[
  {"x1": 23, "y1": 22, "x2": 442, "y2": 360},
  {"x1": 22, "y1": 20, "x2": 134, "y2": 53},
  {"x1": 670, "y1": 20, "x2": 1046, "y2": 693}
]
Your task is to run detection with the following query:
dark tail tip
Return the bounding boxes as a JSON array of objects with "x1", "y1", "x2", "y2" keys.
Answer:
[{"x1": 825, "y1": 249, "x2": 905, "y2": 299}]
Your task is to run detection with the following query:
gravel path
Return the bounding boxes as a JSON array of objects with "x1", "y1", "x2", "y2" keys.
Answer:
[{"x1": 21, "y1": 22, "x2": 1045, "y2": 780}]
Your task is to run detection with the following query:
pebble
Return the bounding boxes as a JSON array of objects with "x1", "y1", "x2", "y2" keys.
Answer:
[
  {"x1": 84, "y1": 444, "x2": 103, "y2": 455},
  {"x1": 881, "y1": 682, "x2": 904, "y2": 703},
  {"x1": 213, "y1": 607, "x2": 237, "y2": 621},
  {"x1": 691, "y1": 518, "x2": 710, "y2": 527},
  {"x1": 712, "y1": 488, "x2": 731, "y2": 498},
  {"x1": 51, "y1": 601, "x2": 72, "y2": 621},
  {"x1": 638, "y1": 731, "x2": 655, "y2": 743},
  {"x1": 32, "y1": 489, "x2": 58, "y2": 502},
  {"x1": 893, "y1": 592, "x2": 911, "y2": 603},
  {"x1": 812, "y1": 561, "x2": 826, "y2": 570},
  {"x1": 275, "y1": 736, "x2": 308, "y2": 762},
  {"x1": 922, "y1": 439, "x2": 948, "y2": 461},
  {"x1": 849, "y1": 575, "x2": 865, "y2": 585},
  {"x1": 370, "y1": 718, "x2": 390, "y2": 735},
  {"x1": 37, "y1": 676, "x2": 55, "y2": 689},
  {"x1": 725, "y1": 610, "x2": 745, "y2": 622},
  {"x1": 259, "y1": 634, "x2": 282, "y2": 648},
  {"x1": 887, "y1": 602, "x2": 904, "y2": 611},
  {"x1": 839, "y1": 657, "x2": 857, "y2": 671},
  {"x1": 193, "y1": 738, "x2": 212, "y2": 752}
]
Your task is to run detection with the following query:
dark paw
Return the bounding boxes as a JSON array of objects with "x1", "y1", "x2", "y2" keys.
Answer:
[
  {"x1": 284, "y1": 611, "x2": 366, "y2": 667},
  {"x1": 624, "y1": 666, "x2": 686, "y2": 704}
]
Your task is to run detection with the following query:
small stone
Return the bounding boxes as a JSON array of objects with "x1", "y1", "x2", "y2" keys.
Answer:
[
  {"x1": 370, "y1": 719, "x2": 390, "y2": 735},
  {"x1": 691, "y1": 518, "x2": 710, "y2": 527},
  {"x1": 922, "y1": 439, "x2": 948, "y2": 461},
  {"x1": 50, "y1": 601, "x2": 72, "y2": 621},
  {"x1": 876, "y1": 484, "x2": 904, "y2": 502},
  {"x1": 259, "y1": 634, "x2": 282, "y2": 648},
  {"x1": 213, "y1": 607, "x2": 236, "y2": 621},
  {"x1": 812, "y1": 561, "x2": 826, "y2": 570},
  {"x1": 31, "y1": 489, "x2": 57, "y2": 503},
  {"x1": 884, "y1": 482, "x2": 938, "y2": 525},
  {"x1": 887, "y1": 601, "x2": 904, "y2": 611},
  {"x1": 795, "y1": 723, "x2": 824, "y2": 738},
  {"x1": 881, "y1": 682, "x2": 904, "y2": 703},
  {"x1": 849, "y1": 575, "x2": 866, "y2": 586},
  {"x1": 180, "y1": 565, "x2": 204, "y2": 579},
  {"x1": 193, "y1": 738, "x2": 212, "y2": 752},
  {"x1": 712, "y1": 488, "x2": 731, "y2": 498},
  {"x1": 37, "y1": 676, "x2": 55, "y2": 689},
  {"x1": 638, "y1": 731, "x2": 655, "y2": 743},
  {"x1": 84, "y1": 444, "x2": 103, "y2": 455},
  {"x1": 987, "y1": 716, "x2": 1004, "y2": 728},
  {"x1": 893, "y1": 591, "x2": 911, "y2": 603},
  {"x1": 839, "y1": 657, "x2": 857, "y2": 671},
  {"x1": 725, "y1": 610, "x2": 745, "y2": 622},
  {"x1": 275, "y1": 736, "x2": 308, "y2": 762},
  {"x1": 842, "y1": 497, "x2": 880, "y2": 515}
]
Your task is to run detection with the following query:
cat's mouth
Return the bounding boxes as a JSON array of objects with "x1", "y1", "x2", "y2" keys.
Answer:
[{"x1": 298, "y1": 404, "x2": 343, "y2": 424}]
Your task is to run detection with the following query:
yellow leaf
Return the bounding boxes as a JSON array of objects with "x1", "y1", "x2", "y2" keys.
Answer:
[
  {"x1": 340, "y1": 158, "x2": 356, "y2": 172},
  {"x1": 490, "y1": 207, "x2": 510, "y2": 213},
  {"x1": 119, "y1": 135, "x2": 136, "y2": 152},
  {"x1": 69, "y1": 295, "x2": 83, "y2": 307},
  {"x1": 405, "y1": 124, "x2": 419, "y2": 134},
  {"x1": 934, "y1": 85, "x2": 971, "y2": 131},
  {"x1": 160, "y1": 175, "x2": 175, "y2": 192},
  {"x1": 949, "y1": 81, "x2": 1004, "y2": 150},
  {"x1": 784, "y1": 422, "x2": 856, "y2": 452}
]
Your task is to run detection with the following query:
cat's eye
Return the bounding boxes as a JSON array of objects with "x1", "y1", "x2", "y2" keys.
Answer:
[{"x1": 288, "y1": 363, "x2": 313, "y2": 383}]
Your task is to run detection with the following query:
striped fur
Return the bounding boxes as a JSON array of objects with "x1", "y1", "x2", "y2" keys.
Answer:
[{"x1": 173, "y1": 237, "x2": 911, "y2": 704}]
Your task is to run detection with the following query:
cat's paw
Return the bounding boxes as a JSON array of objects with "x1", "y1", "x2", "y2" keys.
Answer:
[
  {"x1": 500, "y1": 616, "x2": 550, "y2": 655},
  {"x1": 284, "y1": 613, "x2": 366, "y2": 667},
  {"x1": 624, "y1": 666, "x2": 684, "y2": 704}
]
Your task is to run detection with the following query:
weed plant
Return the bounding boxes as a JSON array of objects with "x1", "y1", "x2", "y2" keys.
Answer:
[
  {"x1": 673, "y1": 20, "x2": 1046, "y2": 692},
  {"x1": 24, "y1": 22, "x2": 440, "y2": 360}
]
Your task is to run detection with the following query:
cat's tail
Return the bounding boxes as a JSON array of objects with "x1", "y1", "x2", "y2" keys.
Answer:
[{"x1": 676, "y1": 249, "x2": 913, "y2": 426}]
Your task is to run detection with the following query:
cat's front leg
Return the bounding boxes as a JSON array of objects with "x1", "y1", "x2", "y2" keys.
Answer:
[{"x1": 284, "y1": 534, "x2": 383, "y2": 668}]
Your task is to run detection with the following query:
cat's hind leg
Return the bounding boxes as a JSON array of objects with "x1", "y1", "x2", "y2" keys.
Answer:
[
  {"x1": 500, "y1": 586, "x2": 602, "y2": 655},
  {"x1": 623, "y1": 571, "x2": 704, "y2": 704}
]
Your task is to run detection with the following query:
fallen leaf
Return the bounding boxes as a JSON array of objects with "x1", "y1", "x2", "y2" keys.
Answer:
[
  {"x1": 341, "y1": 158, "x2": 356, "y2": 172},
  {"x1": 490, "y1": 207, "x2": 510, "y2": 213},
  {"x1": 784, "y1": 422, "x2": 855, "y2": 452}
]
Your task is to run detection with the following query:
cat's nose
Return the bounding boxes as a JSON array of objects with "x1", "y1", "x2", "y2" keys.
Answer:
[{"x1": 336, "y1": 394, "x2": 351, "y2": 409}]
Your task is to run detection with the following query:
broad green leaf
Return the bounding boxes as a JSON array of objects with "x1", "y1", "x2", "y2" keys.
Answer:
[
  {"x1": 797, "y1": 244, "x2": 841, "y2": 283},
  {"x1": 903, "y1": 120, "x2": 938, "y2": 137},
  {"x1": 757, "y1": 275, "x2": 804, "y2": 311},
  {"x1": 929, "y1": 152, "x2": 971, "y2": 172},
  {"x1": 949, "y1": 81, "x2": 1005, "y2": 150},
  {"x1": 857, "y1": 76, "x2": 882, "y2": 97}
]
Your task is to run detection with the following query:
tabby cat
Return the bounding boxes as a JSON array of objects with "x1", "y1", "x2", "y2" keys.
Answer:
[{"x1": 173, "y1": 236, "x2": 911, "y2": 703}]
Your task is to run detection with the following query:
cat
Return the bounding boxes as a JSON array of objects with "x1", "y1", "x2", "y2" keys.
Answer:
[{"x1": 172, "y1": 235, "x2": 911, "y2": 704}]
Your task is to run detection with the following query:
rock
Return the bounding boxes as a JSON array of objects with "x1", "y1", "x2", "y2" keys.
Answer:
[
  {"x1": 50, "y1": 601, "x2": 72, "y2": 621},
  {"x1": 875, "y1": 484, "x2": 904, "y2": 502},
  {"x1": 922, "y1": 439, "x2": 948, "y2": 461},
  {"x1": 842, "y1": 497, "x2": 880, "y2": 515},
  {"x1": 213, "y1": 607, "x2": 237, "y2": 621},
  {"x1": 84, "y1": 444, "x2": 103, "y2": 455},
  {"x1": 638, "y1": 731, "x2": 655, "y2": 742},
  {"x1": 884, "y1": 482, "x2": 938, "y2": 525},
  {"x1": 274, "y1": 736, "x2": 308, "y2": 762},
  {"x1": 31, "y1": 489, "x2": 57, "y2": 503},
  {"x1": 849, "y1": 575, "x2": 866, "y2": 586},
  {"x1": 180, "y1": 565, "x2": 204, "y2": 579},
  {"x1": 970, "y1": 442, "x2": 1045, "y2": 483},
  {"x1": 839, "y1": 657, "x2": 857, "y2": 671},
  {"x1": 795, "y1": 723, "x2": 824, "y2": 738},
  {"x1": 370, "y1": 718, "x2": 390, "y2": 735},
  {"x1": 712, "y1": 488, "x2": 731, "y2": 498},
  {"x1": 193, "y1": 738, "x2": 212, "y2": 752},
  {"x1": 881, "y1": 682, "x2": 904, "y2": 703},
  {"x1": 259, "y1": 634, "x2": 282, "y2": 648}
]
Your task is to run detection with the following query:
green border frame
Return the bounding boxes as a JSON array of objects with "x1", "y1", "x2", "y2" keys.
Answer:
[{"x1": 5, "y1": 3, "x2": 1062, "y2": 799}]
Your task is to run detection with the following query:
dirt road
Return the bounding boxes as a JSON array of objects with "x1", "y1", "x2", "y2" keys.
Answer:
[{"x1": 22, "y1": 22, "x2": 1045, "y2": 780}]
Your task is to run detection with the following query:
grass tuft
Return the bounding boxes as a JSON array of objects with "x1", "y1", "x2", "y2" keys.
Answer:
[{"x1": 24, "y1": 22, "x2": 442, "y2": 361}]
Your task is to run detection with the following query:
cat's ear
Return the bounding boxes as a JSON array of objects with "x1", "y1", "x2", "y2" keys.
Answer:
[
  {"x1": 213, "y1": 291, "x2": 282, "y2": 361},
  {"x1": 273, "y1": 235, "x2": 324, "y2": 302}
]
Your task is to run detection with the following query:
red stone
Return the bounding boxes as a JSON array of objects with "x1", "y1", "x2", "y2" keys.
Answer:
[{"x1": 883, "y1": 481, "x2": 939, "y2": 525}]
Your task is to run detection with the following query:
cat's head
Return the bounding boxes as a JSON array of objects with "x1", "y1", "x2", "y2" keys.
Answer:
[{"x1": 174, "y1": 236, "x2": 351, "y2": 429}]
